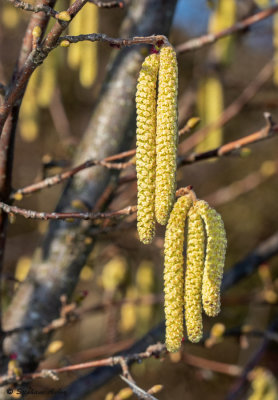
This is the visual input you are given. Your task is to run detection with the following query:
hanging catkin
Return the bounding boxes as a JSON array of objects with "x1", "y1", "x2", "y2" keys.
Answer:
[
  {"x1": 67, "y1": 2, "x2": 98, "y2": 87},
  {"x1": 136, "y1": 53, "x2": 159, "y2": 244},
  {"x1": 164, "y1": 195, "x2": 192, "y2": 352},
  {"x1": 155, "y1": 45, "x2": 178, "y2": 225},
  {"x1": 195, "y1": 200, "x2": 227, "y2": 317},
  {"x1": 185, "y1": 206, "x2": 205, "y2": 343}
]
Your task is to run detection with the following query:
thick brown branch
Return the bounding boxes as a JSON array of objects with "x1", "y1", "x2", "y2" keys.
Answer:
[{"x1": 176, "y1": 4, "x2": 278, "y2": 54}]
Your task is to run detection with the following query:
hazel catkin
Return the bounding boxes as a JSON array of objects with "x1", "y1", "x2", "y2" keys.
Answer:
[
  {"x1": 155, "y1": 45, "x2": 178, "y2": 225},
  {"x1": 164, "y1": 195, "x2": 192, "y2": 352},
  {"x1": 195, "y1": 200, "x2": 227, "y2": 317},
  {"x1": 136, "y1": 53, "x2": 159, "y2": 244},
  {"x1": 184, "y1": 206, "x2": 205, "y2": 343}
]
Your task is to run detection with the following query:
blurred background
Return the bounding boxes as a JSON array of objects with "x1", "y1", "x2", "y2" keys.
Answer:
[{"x1": 0, "y1": 0, "x2": 278, "y2": 398}]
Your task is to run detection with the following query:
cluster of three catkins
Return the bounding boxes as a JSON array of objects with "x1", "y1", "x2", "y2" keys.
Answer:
[{"x1": 136, "y1": 45, "x2": 178, "y2": 244}]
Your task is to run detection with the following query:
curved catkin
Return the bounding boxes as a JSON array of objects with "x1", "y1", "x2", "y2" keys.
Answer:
[
  {"x1": 136, "y1": 53, "x2": 160, "y2": 244},
  {"x1": 195, "y1": 200, "x2": 227, "y2": 317},
  {"x1": 185, "y1": 206, "x2": 205, "y2": 343},
  {"x1": 155, "y1": 45, "x2": 178, "y2": 225},
  {"x1": 164, "y1": 195, "x2": 192, "y2": 352}
]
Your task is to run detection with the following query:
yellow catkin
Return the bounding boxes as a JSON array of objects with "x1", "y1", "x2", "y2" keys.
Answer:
[
  {"x1": 79, "y1": 4, "x2": 98, "y2": 87},
  {"x1": 136, "y1": 53, "x2": 160, "y2": 244},
  {"x1": 195, "y1": 200, "x2": 227, "y2": 317},
  {"x1": 185, "y1": 206, "x2": 205, "y2": 343},
  {"x1": 155, "y1": 45, "x2": 178, "y2": 225},
  {"x1": 164, "y1": 195, "x2": 192, "y2": 352},
  {"x1": 196, "y1": 75, "x2": 224, "y2": 153}
]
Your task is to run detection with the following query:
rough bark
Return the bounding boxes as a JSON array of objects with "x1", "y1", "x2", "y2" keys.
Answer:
[{"x1": 2, "y1": 0, "x2": 177, "y2": 381}]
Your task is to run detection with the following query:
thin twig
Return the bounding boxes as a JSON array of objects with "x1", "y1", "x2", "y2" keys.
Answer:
[
  {"x1": 0, "y1": 343, "x2": 166, "y2": 385},
  {"x1": 89, "y1": 0, "x2": 125, "y2": 7},
  {"x1": 7, "y1": 0, "x2": 57, "y2": 17},
  {"x1": 176, "y1": 4, "x2": 278, "y2": 54},
  {"x1": 0, "y1": 203, "x2": 137, "y2": 221},
  {"x1": 181, "y1": 60, "x2": 273, "y2": 153}
]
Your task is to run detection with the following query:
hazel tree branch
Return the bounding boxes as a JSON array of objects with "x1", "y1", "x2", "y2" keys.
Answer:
[
  {"x1": 12, "y1": 114, "x2": 277, "y2": 200},
  {"x1": 176, "y1": 4, "x2": 278, "y2": 54},
  {"x1": 181, "y1": 59, "x2": 273, "y2": 153},
  {"x1": 5, "y1": 110, "x2": 276, "y2": 221},
  {"x1": 89, "y1": 0, "x2": 125, "y2": 7},
  {"x1": 7, "y1": 0, "x2": 58, "y2": 17}
]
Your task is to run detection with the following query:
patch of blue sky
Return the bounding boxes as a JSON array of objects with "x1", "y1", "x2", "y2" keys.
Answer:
[{"x1": 173, "y1": 0, "x2": 273, "y2": 53}]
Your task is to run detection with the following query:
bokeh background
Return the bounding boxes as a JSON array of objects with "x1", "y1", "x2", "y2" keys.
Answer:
[{"x1": 0, "y1": 0, "x2": 278, "y2": 398}]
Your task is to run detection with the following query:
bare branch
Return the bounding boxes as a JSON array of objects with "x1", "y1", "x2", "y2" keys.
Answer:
[
  {"x1": 180, "y1": 114, "x2": 278, "y2": 165},
  {"x1": 180, "y1": 59, "x2": 273, "y2": 153},
  {"x1": 176, "y1": 4, "x2": 278, "y2": 54},
  {"x1": 89, "y1": 0, "x2": 125, "y2": 7},
  {"x1": 58, "y1": 33, "x2": 167, "y2": 47},
  {"x1": 0, "y1": 343, "x2": 166, "y2": 386},
  {"x1": 7, "y1": 0, "x2": 57, "y2": 17},
  {"x1": 0, "y1": 202, "x2": 137, "y2": 221}
]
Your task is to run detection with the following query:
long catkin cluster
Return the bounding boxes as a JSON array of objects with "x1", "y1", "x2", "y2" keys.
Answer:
[
  {"x1": 163, "y1": 193, "x2": 227, "y2": 352},
  {"x1": 164, "y1": 195, "x2": 192, "y2": 352},
  {"x1": 136, "y1": 45, "x2": 178, "y2": 243}
]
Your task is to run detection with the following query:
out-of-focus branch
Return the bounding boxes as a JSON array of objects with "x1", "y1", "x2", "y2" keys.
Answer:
[
  {"x1": 0, "y1": 0, "x2": 88, "y2": 135},
  {"x1": 180, "y1": 60, "x2": 273, "y2": 153},
  {"x1": 176, "y1": 4, "x2": 278, "y2": 54},
  {"x1": 0, "y1": 0, "x2": 57, "y2": 368},
  {"x1": 180, "y1": 113, "x2": 278, "y2": 165},
  {"x1": 205, "y1": 161, "x2": 277, "y2": 207},
  {"x1": 227, "y1": 316, "x2": 278, "y2": 400}
]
